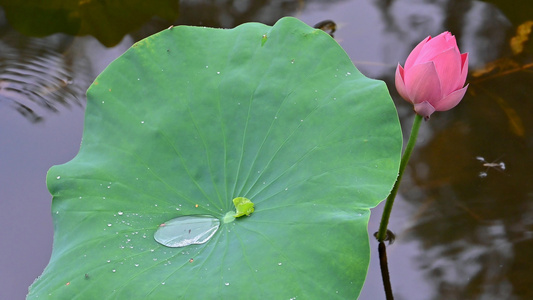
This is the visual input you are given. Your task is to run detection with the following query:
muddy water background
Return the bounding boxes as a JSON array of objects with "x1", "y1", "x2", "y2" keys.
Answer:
[{"x1": 1, "y1": 0, "x2": 532, "y2": 299}]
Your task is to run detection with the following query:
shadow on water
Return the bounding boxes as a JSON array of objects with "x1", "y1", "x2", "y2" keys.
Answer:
[{"x1": 1, "y1": 0, "x2": 532, "y2": 299}]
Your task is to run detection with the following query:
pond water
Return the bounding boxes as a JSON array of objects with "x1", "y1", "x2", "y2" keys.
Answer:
[{"x1": 1, "y1": 0, "x2": 532, "y2": 299}]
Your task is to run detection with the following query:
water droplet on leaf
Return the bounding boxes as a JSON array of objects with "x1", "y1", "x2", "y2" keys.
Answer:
[{"x1": 154, "y1": 215, "x2": 220, "y2": 248}]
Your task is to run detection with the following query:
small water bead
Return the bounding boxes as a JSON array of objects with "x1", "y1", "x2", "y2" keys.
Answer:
[
  {"x1": 118, "y1": 211, "x2": 123, "y2": 216},
  {"x1": 107, "y1": 224, "x2": 112, "y2": 227},
  {"x1": 224, "y1": 283, "x2": 230, "y2": 286},
  {"x1": 216, "y1": 71, "x2": 220, "y2": 75},
  {"x1": 141, "y1": 121, "x2": 145, "y2": 124}
]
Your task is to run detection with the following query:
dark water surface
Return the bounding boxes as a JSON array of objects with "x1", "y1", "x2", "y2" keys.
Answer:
[{"x1": 1, "y1": 0, "x2": 532, "y2": 299}]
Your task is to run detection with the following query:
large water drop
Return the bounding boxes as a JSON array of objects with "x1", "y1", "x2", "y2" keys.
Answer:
[{"x1": 154, "y1": 215, "x2": 220, "y2": 248}]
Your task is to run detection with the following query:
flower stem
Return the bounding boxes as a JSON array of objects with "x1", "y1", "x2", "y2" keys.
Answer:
[
  {"x1": 378, "y1": 241, "x2": 394, "y2": 300},
  {"x1": 376, "y1": 114, "x2": 423, "y2": 242}
]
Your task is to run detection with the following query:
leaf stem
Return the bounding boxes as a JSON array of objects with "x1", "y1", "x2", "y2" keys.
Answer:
[{"x1": 376, "y1": 114, "x2": 423, "y2": 242}]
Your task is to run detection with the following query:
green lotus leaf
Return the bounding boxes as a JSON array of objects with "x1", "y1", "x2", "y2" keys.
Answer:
[{"x1": 28, "y1": 17, "x2": 402, "y2": 299}]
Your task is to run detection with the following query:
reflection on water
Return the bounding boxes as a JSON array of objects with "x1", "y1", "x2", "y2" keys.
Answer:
[
  {"x1": 0, "y1": 10, "x2": 90, "y2": 122},
  {"x1": 0, "y1": 0, "x2": 180, "y2": 47},
  {"x1": 371, "y1": 0, "x2": 533, "y2": 299},
  {"x1": 1, "y1": 0, "x2": 532, "y2": 299},
  {"x1": 401, "y1": 7, "x2": 533, "y2": 294},
  {"x1": 406, "y1": 60, "x2": 533, "y2": 298}
]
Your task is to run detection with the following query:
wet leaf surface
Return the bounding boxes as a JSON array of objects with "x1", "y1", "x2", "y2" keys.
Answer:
[{"x1": 27, "y1": 17, "x2": 402, "y2": 299}]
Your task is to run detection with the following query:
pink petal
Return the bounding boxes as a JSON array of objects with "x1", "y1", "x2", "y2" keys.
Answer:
[
  {"x1": 431, "y1": 47, "x2": 462, "y2": 95},
  {"x1": 458, "y1": 52, "x2": 469, "y2": 87},
  {"x1": 414, "y1": 32, "x2": 457, "y2": 64},
  {"x1": 428, "y1": 32, "x2": 456, "y2": 51},
  {"x1": 395, "y1": 64, "x2": 410, "y2": 101},
  {"x1": 414, "y1": 101, "x2": 436, "y2": 119},
  {"x1": 404, "y1": 61, "x2": 442, "y2": 105},
  {"x1": 439, "y1": 32, "x2": 456, "y2": 44},
  {"x1": 433, "y1": 84, "x2": 469, "y2": 111},
  {"x1": 405, "y1": 36, "x2": 431, "y2": 70}
]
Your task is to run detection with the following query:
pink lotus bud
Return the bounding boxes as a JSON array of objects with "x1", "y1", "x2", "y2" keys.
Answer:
[{"x1": 395, "y1": 32, "x2": 469, "y2": 119}]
